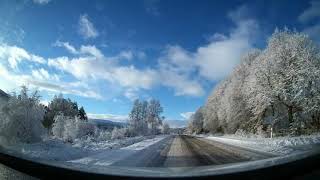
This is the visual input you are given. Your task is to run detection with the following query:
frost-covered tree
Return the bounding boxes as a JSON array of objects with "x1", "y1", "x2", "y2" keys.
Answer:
[
  {"x1": 198, "y1": 29, "x2": 320, "y2": 136},
  {"x1": 0, "y1": 86, "x2": 46, "y2": 143},
  {"x1": 249, "y1": 29, "x2": 320, "y2": 134},
  {"x1": 147, "y1": 99, "x2": 163, "y2": 135},
  {"x1": 139, "y1": 101, "x2": 149, "y2": 135},
  {"x1": 198, "y1": 50, "x2": 260, "y2": 134},
  {"x1": 52, "y1": 113, "x2": 66, "y2": 139},
  {"x1": 129, "y1": 99, "x2": 163, "y2": 135},
  {"x1": 52, "y1": 114, "x2": 87, "y2": 142},
  {"x1": 63, "y1": 116, "x2": 81, "y2": 142},
  {"x1": 188, "y1": 108, "x2": 204, "y2": 134},
  {"x1": 129, "y1": 99, "x2": 142, "y2": 135},
  {"x1": 111, "y1": 127, "x2": 127, "y2": 139},
  {"x1": 161, "y1": 123, "x2": 170, "y2": 134}
]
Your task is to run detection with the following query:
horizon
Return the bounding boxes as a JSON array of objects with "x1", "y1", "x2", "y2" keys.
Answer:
[{"x1": 0, "y1": 0, "x2": 319, "y2": 121}]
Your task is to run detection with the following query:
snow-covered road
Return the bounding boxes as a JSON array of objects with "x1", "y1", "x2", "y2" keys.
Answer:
[
  {"x1": 68, "y1": 136, "x2": 168, "y2": 166},
  {"x1": 2, "y1": 134, "x2": 320, "y2": 179},
  {"x1": 68, "y1": 134, "x2": 320, "y2": 168},
  {"x1": 82, "y1": 135, "x2": 275, "y2": 167}
]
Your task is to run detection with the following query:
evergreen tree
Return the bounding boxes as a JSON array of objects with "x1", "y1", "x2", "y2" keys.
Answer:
[
  {"x1": 78, "y1": 106, "x2": 88, "y2": 121},
  {"x1": 43, "y1": 94, "x2": 79, "y2": 130}
]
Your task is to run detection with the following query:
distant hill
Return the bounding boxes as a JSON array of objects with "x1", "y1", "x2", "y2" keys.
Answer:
[
  {"x1": 163, "y1": 120, "x2": 187, "y2": 128},
  {"x1": 89, "y1": 118, "x2": 127, "y2": 130},
  {"x1": 90, "y1": 118, "x2": 187, "y2": 129}
]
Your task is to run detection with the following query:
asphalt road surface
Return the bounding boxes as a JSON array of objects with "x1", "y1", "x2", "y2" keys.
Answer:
[{"x1": 111, "y1": 135, "x2": 275, "y2": 167}]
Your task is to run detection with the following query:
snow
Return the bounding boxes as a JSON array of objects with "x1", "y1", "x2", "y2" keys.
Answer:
[
  {"x1": 204, "y1": 133, "x2": 320, "y2": 155},
  {"x1": 68, "y1": 135, "x2": 167, "y2": 166},
  {"x1": 11, "y1": 139, "x2": 89, "y2": 161},
  {"x1": 4, "y1": 135, "x2": 165, "y2": 162}
]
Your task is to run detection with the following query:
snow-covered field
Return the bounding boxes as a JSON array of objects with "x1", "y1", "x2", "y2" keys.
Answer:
[
  {"x1": 3, "y1": 135, "x2": 166, "y2": 162},
  {"x1": 203, "y1": 133, "x2": 320, "y2": 155}
]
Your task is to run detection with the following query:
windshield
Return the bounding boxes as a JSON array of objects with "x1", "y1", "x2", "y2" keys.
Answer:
[{"x1": 1, "y1": 0, "x2": 320, "y2": 179}]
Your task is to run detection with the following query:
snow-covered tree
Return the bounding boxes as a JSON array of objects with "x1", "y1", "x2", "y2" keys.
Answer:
[
  {"x1": 161, "y1": 123, "x2": 170, "y2": 134},
  {"x1": 63, "y1": 116, "x2": 81, "y2": 142},
  {"x1": 94, "y1": 128, "x2": 111, "y2": 141},
  {"x1": 139, "y1": 100, "x2": 149, "y2": 135},
  {"x1": 188, "y1": 108, "x2": 204, "y2": 134},
  {"x1": 147, "y1": 99, "x2": 163, "y2": 135},
  {"x1": 43, "y1": 94, "x2": 79, "y2": 130},
  {"x1": 111, "y1": 127, "x2": 127, "y2": 139},
  {"x1": 129, "y1": 99, "x2": 164, "y2": 136},
  {"x1": 52, "y1": 113, "x2": 66, "y2": 139},
  {"x1": 129, "y1": 99, "x2": 142, "y2": 136},
  {"x1": 52, "y1": 114, "x2": 91, "y2": 142},
  {"x1": 198, "y1": 29, "x2": 320, "y2": 136},
  {"x1": 0, "y1": 86, "x2": 46, "y2": 143},
  {"x1": 249, "y1": 29, "x2": 320, "y2": 134}
]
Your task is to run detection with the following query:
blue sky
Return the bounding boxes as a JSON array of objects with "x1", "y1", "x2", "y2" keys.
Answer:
[{"x1": 0, "y1": 0, "x2": 319, "y2": 122}]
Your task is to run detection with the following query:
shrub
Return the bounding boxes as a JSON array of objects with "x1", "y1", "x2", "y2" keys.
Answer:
[
  {"x1": 111, "y1": 127, "x2": 127, "y2": 140},
  {"x1": 0, "y1": 87, "x2": 45, "y2": 143}
]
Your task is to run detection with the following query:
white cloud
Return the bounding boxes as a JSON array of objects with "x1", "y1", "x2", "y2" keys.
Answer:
[
  {"x1": 49, "y1": 44, "x2": 203, "y2": 98},
  {"x1": 54, "y1": 41, "x2": 78, "y2": 54},
  {"x1": 33, "y1": 0, "x2": 51, "y2": 5},
  {"x1": 195, "y1": 34, "x2": 252, "y2": 81},
  {"x1": 87, "y1": 113, "x2": 128, "y2": 122},
  {"x1": 180, "y1": 112, "x2": 194, "y2": 120},
  {"x1": 78, "y1": 14, "x2": 99, "y2": 39},
  {"x1": 157, "y1": 45, "x2": 204, "y2": 97},
  {"x1": 49, "y1": 8, "x2": 257, "y2": 98},
  {"x1": 118, "y1": 50, "x2": 133, "y2": 60},
  {"x1": 54, "y1": 41, "x2": 104, "y2": 58},
  {"x1": 298, "y1": 1, "x2": 320, "y2": 43},
  {"x1": 158, "y1": 5, "x2": 258, "y2": 82},
  {"x1": 27, "y1": 79, "x2": 103, "y2": 99},
  {"x1": 31, "y1": 68, "x2": 60, "y2": 81},
  {"x1": 0, "y1": 57, "x2": 102, "y2": 100},
  {"x1": 124, "y1": 88, "x2": 139, "y2": 101},
  {"x1": 0, "y1": 44, "x2": 45, "y2": 69},
  {"x1": 48, "y1": 48, "x2": 159, "y2": 93},
  {"x1": 80, "y1": 45, "x2": 104, "y2": 58},
  {"x1": 113, "y1": 66, "x2": 157, "y2": 89},
  {"x1": 206, "y1": 33, "x2": 228, "y2": 42},
  {"x1": 196, "y1": 10, "x2": 258, "y2": 81},
  {"x1": 160, "y1": 45, "x2": 195, "y2": 72},
  {"x1": 298, "y1": 0, "x2": 320, "y2": 23},
  {"x1": 31, "y1": 68, "x2": 49, "y2": 80},
  {"x1": 159, "y1": 66, "x2": 204, "y2": 96}
]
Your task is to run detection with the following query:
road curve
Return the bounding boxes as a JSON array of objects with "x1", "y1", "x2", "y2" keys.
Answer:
[{"x1": 111, "y1": 135, "x2": 275, "y2": 167}]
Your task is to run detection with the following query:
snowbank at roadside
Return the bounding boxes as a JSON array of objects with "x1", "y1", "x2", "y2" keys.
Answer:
[
  {"x1": 204, "y1": 133, "x2": 320, "y2": 155},
  {"x1": 69, "y1": 135, "x2": 167, "y2": 166},
  {"x1": 5, "y1": 135, "x2": 163, "y2": 161}
]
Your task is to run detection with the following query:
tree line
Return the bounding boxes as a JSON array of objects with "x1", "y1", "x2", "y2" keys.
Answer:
[
  {"x1": 128, "y1": 99, "x2": 169, "y2": 136},
  {"x1": 0, "y1": 86, "x2": 169, "y2": 144},
  {"x1": 188, "y1": 29, "x2": 320, "y2": 137},
  {"x1": 42, "y1": 94, "x2": 88, "y2": 131}
]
